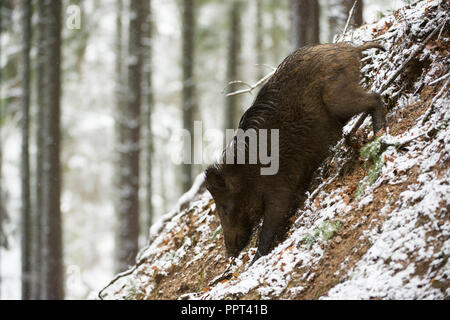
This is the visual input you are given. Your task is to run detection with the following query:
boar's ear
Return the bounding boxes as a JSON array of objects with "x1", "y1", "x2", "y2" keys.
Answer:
[{"x1": 204, "y1": 166, "x2": 227, "y2": 192}]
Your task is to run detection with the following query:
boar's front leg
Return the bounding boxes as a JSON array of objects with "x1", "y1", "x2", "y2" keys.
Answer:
[
  {"x1": 253, "y1": 190, "x2": 293, "y2": 263},
  {"x1": 323, "y1": 79, "x2": 387, "y2": 135}
]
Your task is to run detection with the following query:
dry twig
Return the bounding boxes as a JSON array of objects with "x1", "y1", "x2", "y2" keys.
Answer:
[
  {"x1": 343, "y1": 0, "x2": 358, "y2": 36},
  {"x1": 223, "y1": 68, "x2": 276, "y2": 97}
]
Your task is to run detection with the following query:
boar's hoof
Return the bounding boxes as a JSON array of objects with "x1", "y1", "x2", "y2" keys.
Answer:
[{"x1": 251, "y1": 250, "x2": 262, "y2": 265}]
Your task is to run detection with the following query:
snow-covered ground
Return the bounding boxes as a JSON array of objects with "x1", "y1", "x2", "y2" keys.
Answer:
[{"x1": 100, "y1": 0, "x2": 449, "y2": 300}]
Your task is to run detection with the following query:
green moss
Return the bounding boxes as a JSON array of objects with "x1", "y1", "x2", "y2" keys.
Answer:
[
  {"x1": 124, "y1": 280, "x2": 145, "y2": 300},
  {"x1": 355, "y1": 137, "x2": 386, "y2": 198},
  {"x1": 303, "y1": 220, "x2": 342, "y2": 249},
  {"x1": 360, "y1": 137, "x2": 383, "y2": 163}
]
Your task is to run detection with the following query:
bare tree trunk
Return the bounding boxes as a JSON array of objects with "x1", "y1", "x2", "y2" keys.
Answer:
[
  {"x1": 20, "y1": 0, "x2": 32, "y2": 301},
  {"x1": 115, "y1": 0, "x2": 144, "y2": 273},
  {"x1": 114, "y1": 0, "x2": 124, "y2": 272},
  {"x1": 290, "y1": 0, "x2": 309, "y2": 50},
  {"x1": 255, "y1": 0, "x2": 264, "y2": 80},
  {"x1": 113, "y1": 0, "x2": 124, "y2": 237},
  {"x1": 143, "y1": 0, "x2": 154, "y2": 231},
  {"x1": 181, "y1": 0, "x2": 196, "y2": 192},
  {"x1": 291, "y1": 0, "x2": 320, "y2": 50},
  {"x1": 32, "y1": 0, "x2": 46, "y2": 300},
  {"x1": 0, "y1": 0, "x2": 3, "y2": 300},
  {"x1": 352, "y1": 0, "x2": 363, "y2": 27},
  {"x1": 224, "y1": 0, "x2": 242, "y2": 131},
  {"x1": 41, "y1": 0, "x2": 63, "y2": 300},
  {"x1": 308, "y1": 0, "x2": 320, "y2": 44}
]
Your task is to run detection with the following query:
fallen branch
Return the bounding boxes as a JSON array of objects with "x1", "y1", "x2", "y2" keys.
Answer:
[
  {"x1": 344, "y1": 19, "x2": 447, "y2": 144},
  {"x1": 223, "y1": 68, "x2": 276, "y2": 97},
  {"x1": 429, "y1": 72, "x2": 450, "y2": 85}
]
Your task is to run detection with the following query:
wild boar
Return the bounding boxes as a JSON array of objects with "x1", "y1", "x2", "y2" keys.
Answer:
[{"x1": 205, "y1": 43, "x2": 386, "y2": 262}]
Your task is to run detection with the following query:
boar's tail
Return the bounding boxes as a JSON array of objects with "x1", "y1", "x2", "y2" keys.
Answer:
[{"x1": 358, "y1": 42, "x2": 386, "y2": 52}]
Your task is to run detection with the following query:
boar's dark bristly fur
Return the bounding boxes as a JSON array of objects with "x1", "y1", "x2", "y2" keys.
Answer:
[{"x1": 205, "y1": 43, "x2": 386, "y2": 262}]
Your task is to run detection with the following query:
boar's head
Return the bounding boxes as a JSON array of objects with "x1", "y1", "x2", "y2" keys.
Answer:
[{"x1": 205, "y1": 165, "x2": 262, "y2": 257}]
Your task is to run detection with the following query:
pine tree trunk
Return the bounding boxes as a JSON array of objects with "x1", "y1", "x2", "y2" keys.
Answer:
[
  {"x1": 352, "y1": 0, "x2": 363, "y2": 27},
  {"x1": 32, "y1": 0, "x2": 46, "y2": 300},
  {"x1": 0, "y1": 0, "x2": 3, "y2": 300},
  {"x1": 291, "y1": 0, "x2": 320, "y2": 49},
  {"x1": 115, "y1": 0, "x2": 144, "y2": 273},
  {"x1": 114, "y1": 0, "x2": 124, "y2": 273},
  {"x1": 114, "y1": 0, "x2": 124, "y2": 237},
  {"x1": 308, "y1": 0, "x2": 320, "y2": 44},
  {"x1": 41, "y1": 0, "x2": 63, "y2": 300},
  {"x1": 143, "y1": 0, "x2": 154, "y2": 230},
  {"x1": 181, "y1": 0, "x2": 196, "y2": 192},
  {"x1": 20, "y1": 0, "x2": 32, "y2": 301},
  {"x1": 255, "y1": 0, "x2": 264, "y2": 80},
  {"x1": 290, "y1": 0, "x2": 309, "y2": 50},
  {"x1": 224, "y1": 0, "x2": 242, "y2": 131}
]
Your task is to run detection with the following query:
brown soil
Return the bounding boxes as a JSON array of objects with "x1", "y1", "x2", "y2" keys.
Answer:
[{"x1": 141, "y1": 201, "x2": 229, "y2": 299}]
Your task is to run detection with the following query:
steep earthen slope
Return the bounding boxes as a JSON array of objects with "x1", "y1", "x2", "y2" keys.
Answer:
[{"x1": 100, "y1": 0, "x2": 449, "y2": 300}]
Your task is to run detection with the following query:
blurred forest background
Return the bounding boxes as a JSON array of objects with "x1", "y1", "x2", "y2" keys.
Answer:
[{"x1": 0, "y1": 0, "x2": 408, "y2": 299}]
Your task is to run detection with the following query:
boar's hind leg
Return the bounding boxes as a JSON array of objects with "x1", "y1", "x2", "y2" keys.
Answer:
[
  {"x1": 323, "y1": 82, "x2": 386, "y2": 135},
  {"x1": 253, "y1": 192, "x2": 292, "y2": 263},
  {"x1": 368, "y1": 93, "x2": 387, "y2": 134}
]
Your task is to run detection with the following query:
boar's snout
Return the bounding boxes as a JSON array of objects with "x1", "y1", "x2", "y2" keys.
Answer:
[{"x1": 223, "y1": 226, "x2": 251, "y2": 258}]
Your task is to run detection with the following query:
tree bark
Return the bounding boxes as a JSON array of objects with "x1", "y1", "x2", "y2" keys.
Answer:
[
  {"x1": 352, "y1": 0, "x2": 363, "y2": 27},
  {"x1": 308, "y1": 0, "x2": 320, "y2": 45},
  {"x1": 225, "y1": 0, "x2": 242, "y2": 131},
  {"x1": 143, "y1": 0, "x2": 154, "y2": 231},
  {"x1": 290, "y1": 0, "x2": 309, "y2": 50},
  {"x1": 255, "y1": 0, "x2": 264, "y2": 80},
  {"x1": 41, "y1": 0, "x2": 63, "y2": 300},
  {"x1": 0, "y1": 0, "x2": 3, "y2": 300},
  {"x1": 20, "y1": 0, "x2": 32, "y2": 301},
  {"x1": 32, "y1": 0, "x2": 46, "y2": 300},
  {"x1": 290, "y1": 0, "x2": 320, "y2": 50},
  {"x1": 181, "y1": 0, "x2": 196, "y2": 192},
  {"x1": 113, "y1": 0, "x2": 124, "y2": 235},
  {"x1": 115, "y1": 0, "x2": 144, "y2": 273}
]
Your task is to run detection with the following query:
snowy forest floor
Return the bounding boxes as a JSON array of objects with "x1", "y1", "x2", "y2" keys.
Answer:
[{"x1": 100, "y1": 0, "x2": 449, "y2": 300}]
